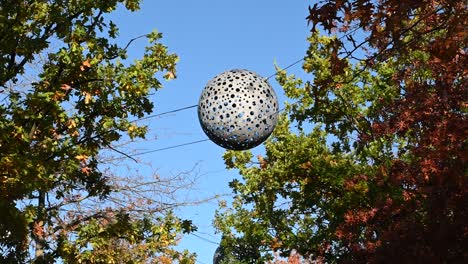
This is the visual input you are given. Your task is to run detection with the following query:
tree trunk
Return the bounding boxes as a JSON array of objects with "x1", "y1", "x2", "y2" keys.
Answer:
[{"x1": 34, "y1": 190, "x2": 45, "y2": 262}]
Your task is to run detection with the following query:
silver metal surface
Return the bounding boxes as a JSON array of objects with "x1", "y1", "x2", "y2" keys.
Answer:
[{"x1": 198, "y1": 69, "x2": 279, "y2": 150}]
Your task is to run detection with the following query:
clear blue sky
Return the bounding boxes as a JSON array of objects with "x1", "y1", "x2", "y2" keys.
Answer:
[{"x1": 110, "y1": 1, "x2": 312, "y2": 263}]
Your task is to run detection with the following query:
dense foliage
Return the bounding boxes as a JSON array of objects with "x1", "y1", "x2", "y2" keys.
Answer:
[
  {"x1": 215, "y1": 0, "x2": 466, "y2": 263},
  {"x1": 0, "y1": 0, "x2": 195, "y2": 263}
]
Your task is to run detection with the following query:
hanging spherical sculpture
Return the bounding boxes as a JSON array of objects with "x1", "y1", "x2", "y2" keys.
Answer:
[{"x1": 198, "y1": 69, "x2": 279, "y2": 150}]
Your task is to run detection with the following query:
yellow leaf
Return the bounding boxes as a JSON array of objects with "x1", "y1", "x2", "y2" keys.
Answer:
[
  {"x1": 52, "y1": 91, "x2": 65, "y2": 101},
  {"x1": 75, "y1": 154, "x2": 88, "y2": 161},
  {"x1": 67, "y1": 119, "x2": 77, "y2": 129},
  {"x1": 83, "y1": 92, "x2": 92, "y2": 104},
  {"x1": 128, "y1": 124, "x2": 137, "y2": 132}
]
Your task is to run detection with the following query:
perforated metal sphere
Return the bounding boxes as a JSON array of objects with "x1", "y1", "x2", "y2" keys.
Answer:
[{"x1": 198, "y1": 69, "x2": 279, "y2": 150}]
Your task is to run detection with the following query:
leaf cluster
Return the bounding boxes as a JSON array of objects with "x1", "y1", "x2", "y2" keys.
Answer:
[
  {"x1": 215, "y1": 1, "x2": 466, "y2": 263},
  {"x1": 0, "y1": 1, "x2": 193, "y2": 262}
]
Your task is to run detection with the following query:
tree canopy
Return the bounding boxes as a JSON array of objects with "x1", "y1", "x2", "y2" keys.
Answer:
[
  {"x1": 0, "y1": 0, "x2": 195, "y2": 263},
  {"x1": 215, "y1": 0, "x2": 466, "y2": 263}
]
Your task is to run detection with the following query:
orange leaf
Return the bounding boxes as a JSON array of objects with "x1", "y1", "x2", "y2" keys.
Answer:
[
  {"x1": 61, "y1": 84, "x2": 72, "y2": 91},
  {"x1": 164, "y1": 71, "x2": 176, "y2": 80},
  {"x1": 80, "y1": 59, "x2": 91, "y2": 71},
  {"x1": 81, "y1": 167, "x2": 91, "y2": 175},
  {"x1": 33, "y1": 221, "x2": 44, "y2": 238}
]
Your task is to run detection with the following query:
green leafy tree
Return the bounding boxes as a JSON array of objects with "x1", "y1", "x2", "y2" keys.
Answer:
[
  {"x1": 215, "y1": 1, "x2": 466, "y2": 263},
  {"x1": 0, "y1": 0, "x2": 195, "y2": 263},
  {"x1": 213, "y1": 235, "x2": 261, "y2": 264}
]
